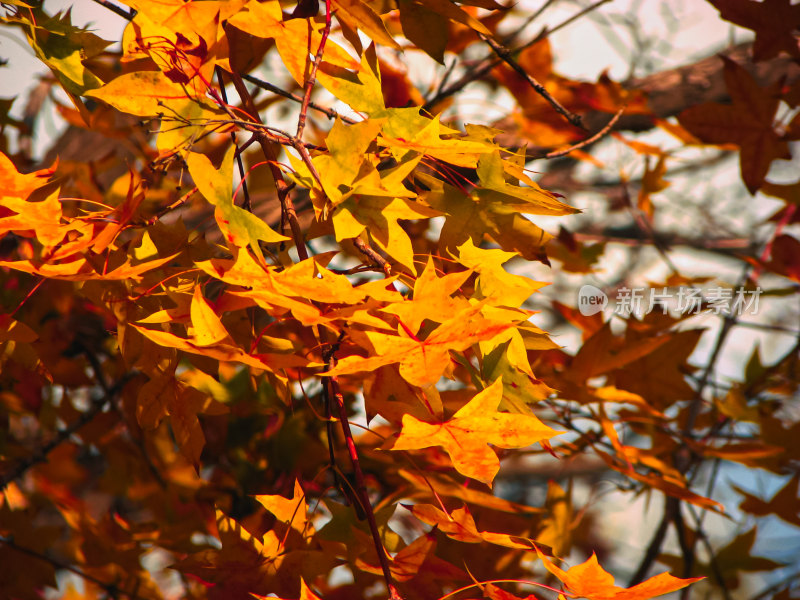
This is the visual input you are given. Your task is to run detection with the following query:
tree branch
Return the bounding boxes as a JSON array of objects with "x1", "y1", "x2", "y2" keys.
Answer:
[
  {"x1": 222, "y1": 52, "x2": 311, "y2": 261},
  {"x1": 296, "y1": 0, "x2": 332, "y2": 139},
  {"x1": 480, "y1": 32, "x2": 585, "y2": 131},
  {"x1": 216, "y1": 66, "x2": 252, "y2": 211},
  {"x1": 243, "y1": 74, "x2": 357, "y2": 124},
  {"x1": 0, "y1": 363, "x2": 134, "y2": 492},
  {"x1": 89, "y1": 0, "x2": 136, "y2": 20},
  {"x1": 324, "y1": 370, "x2": 404, "y2": 600}
]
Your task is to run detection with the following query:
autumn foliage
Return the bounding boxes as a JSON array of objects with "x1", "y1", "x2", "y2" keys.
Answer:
[{"x1": 1, "y1": 0, "x2": 799, "y2": 599}]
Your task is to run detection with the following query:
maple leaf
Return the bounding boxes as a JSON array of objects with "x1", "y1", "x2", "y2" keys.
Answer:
[
  {"x1": 253, "y1": 479, "x2": 311, "y2": 534},
  {"x1": 0, "y1": 151, "x2": 55, "y2": 200},
  {"x1": 734, "y1": 475, "x2": 800, "y2": 527},
  {"x1": 455, "y1": 239, "x2": 546, "y2": 307},
  {"x1": 404, "y1": 503, "x2": 536, "y2": 549},
  {"x1": 391, "y1": 378, "x2": 560, "y2": 485},
  {"x1": 708, "y1": 0, "x2": 800, "y2": 60},
  {"x1": 10, "y1": 7, "x2": 108, "y2": 99},
  {"x1": 677, "y1": 56, "x2": 790, "y2": 193},
  {"x1": 332, "y1": 195, "x2": 439, "y2": 272},
  {"x1": 325, "y1": 304, "x2": 513, "y2": 387},
  {"x1": 188, "y1": 286, "x2": 231, "y2": 347},
  {"x1": 380, "y1": 257, "x2": 473, "y2": 333},
  {"x1": 313, "y1": 117, "x2": 388, "y2": 207},
  {"x1": 537, "y1": 550, "x2": 702, "y2": 600},
  {"x1": 0, "y1": 189, "x2": 66, "y2": 249},
  {"x1": 332, "y1": 0, "x2": 399, "y2": 50},
  {"x1": 85, "y1": 71, "x2": 203, "y2": 116},
  {"x1": 252, "y1": 579, "x2": 323, "y2": 600},
  {"x1": 137, "y1": 370, "x2": 228, "y2": 464},
  {"x1": 186, "y1": 145, "x2": 287, "y2": 257},
  {"x1": 420, "y1": 172, "x2": 559, "y2": 262},
  {"x1": 228, "y1": 1, "x2": 385, "y2": 113},
  {"x1": 380, "y1": 113, "x2": 494, "y2": 168}
]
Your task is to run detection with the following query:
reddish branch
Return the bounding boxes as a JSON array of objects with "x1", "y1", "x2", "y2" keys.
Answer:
[
  {"x1": 324, "y1": 370, "x2": 404, "y2": 600},
  {"x1": 296, "y1": 0, "x2": 332, "y2": 139},
  {"x1": 215, "y1": 66, "x2": 252, "y2": 211},
  {"x1": 220, "y1": 40, "x2": 310, "y2": 261}
]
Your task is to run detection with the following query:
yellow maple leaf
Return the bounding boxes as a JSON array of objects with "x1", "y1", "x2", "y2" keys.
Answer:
[
  {"x1": 391, "y1": 378, "x2": 560, "y2": 485},
  {"x1": 537, "y1": 550, "x2": 702, "y2": 600},
  {"x1": 253, "y1": 480, "x2": 310, "y2": 534},
  {"x1": 326, "y1": 304, "x2": 512, "y2": 387}
]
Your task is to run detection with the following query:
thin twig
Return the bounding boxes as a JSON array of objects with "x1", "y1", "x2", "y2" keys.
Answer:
[
  {"x1": 243, "y1": 74, "x2": 357, "y2": 124},
  {"x1": 500, "y1": 0, "x2": 555, "y2": 46},
  {"x1": 216, "y1": 66, "x2": 252, "y2": 211},
  {"x1": 480, "y1": 32, "x2": 585, "y2": 130},
  {"x1": 131, "y1": 186, "x2": 198, "y2": 228},
  {"x1": 222, "y1": 49, "x2": 310, "y2": 261},
  {"x1": 542, "y1": 105, "x2": 625, "y2": 158},
  {"x1": 0, "y1": 535, "x2": 145, "y2": 599},
  {"x1": 325, "y1": 372, "x2": 404, "y2": 600},
  {"x1": 297, "y1": 0, "x2": 332, "y2": 139},
  {"x1": 519, "y1": 0, "x2": 614, "y2": 53},
  {"x1": 423, "y1": 0, "x2": 612, "y2": 111},
  {"x1": 353, "y1": 237, "x2": 391, "y2": 276},
  {"x1": 89, "y1": 0, "x2": 136, "y2": 20}
]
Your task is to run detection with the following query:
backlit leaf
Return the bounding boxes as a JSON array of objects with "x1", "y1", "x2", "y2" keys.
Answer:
[
  {"x1": 391, "y1": 378, "x2": 560, "y2": 484},
  {"x1": 537, "y1": 550, "x2": 703, "y2": 600}
]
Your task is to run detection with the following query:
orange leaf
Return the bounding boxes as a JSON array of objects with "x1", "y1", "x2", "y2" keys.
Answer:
[
  {"x1": 391, "y1": 379, "x2": 560, "y2": 484},
  {"x1": 253, "y1": 480, "x2": 310, "y2": 534},
  {"x1": 326, "y1": 304, "x2": 513, "y2": 387},
  {"x1": 537, "y1": 550, "x2": 702, "y2": 600},
  {"x1": 0, "y1": 151, "x2": 54, "y2": 200},
  {"x1": 405, "y1": 503, "x2": 536, "y2": 549}
]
